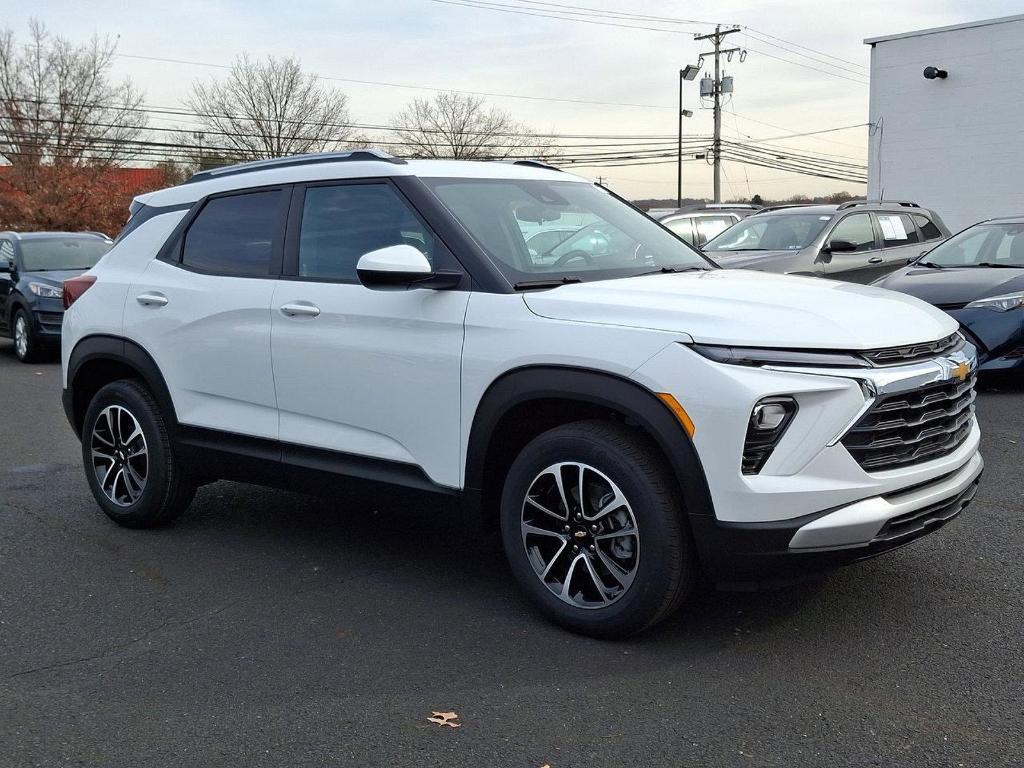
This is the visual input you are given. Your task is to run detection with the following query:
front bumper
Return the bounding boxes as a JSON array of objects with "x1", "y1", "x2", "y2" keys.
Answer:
[
  {"x1": 950, "y1": 308, "x2": 1024, "y2": 372},
  {"x1": 631, "y1": 339, "x2": 984, "y2": 583},
  {"x1": 29, "y1": 298, "x2": 64, "y2": 339},
  {"x1": 691, "y1": 455, "x2": 981, "y2": 585}
]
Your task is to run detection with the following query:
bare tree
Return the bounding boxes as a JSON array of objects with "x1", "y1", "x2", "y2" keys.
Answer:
[
  {"x1": 186, "y1": 55, "x2": 352, "y2": 161},
  {"x1": 0, "y1": 20, "x2": 146, "y2": 166},
  {"x1": 389, "y1": 91, "x2": 559, "y2": 160}
]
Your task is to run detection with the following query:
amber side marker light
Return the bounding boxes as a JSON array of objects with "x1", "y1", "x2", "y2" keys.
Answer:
[
  {"x1": 63, "y1": 275, "x2": 96, "y2": 310},
  {"x1": 657, "y1": 392, "x2": 695, "y2": 437}
]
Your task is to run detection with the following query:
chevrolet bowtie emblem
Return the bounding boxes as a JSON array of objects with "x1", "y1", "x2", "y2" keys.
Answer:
[{"x1": 951, "y1": 361, "x2": 970, "y2": 382}]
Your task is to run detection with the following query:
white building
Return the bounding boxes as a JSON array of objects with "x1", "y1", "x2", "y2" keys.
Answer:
[{"x1": 865, "y1": 14, "x2": 1024, "y2": 232}]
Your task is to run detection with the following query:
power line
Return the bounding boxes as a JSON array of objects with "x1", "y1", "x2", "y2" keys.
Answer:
[{"x1": 116, "y1": 52, "x2": 673, "y2": 111}]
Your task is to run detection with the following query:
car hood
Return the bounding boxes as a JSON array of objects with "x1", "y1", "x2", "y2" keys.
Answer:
[
  {"x1": 874, "y1": 265, "x2": 1024, "y2": 305},
  {"x1": 21, "y1": 269, "x2": 88, "y2": 285},
  {"x1": 703, "y1": 249, "x2": 802, "y2": 269},
  {"x1": 523, "y1": 269, "x2": 957, "y2": 349}
]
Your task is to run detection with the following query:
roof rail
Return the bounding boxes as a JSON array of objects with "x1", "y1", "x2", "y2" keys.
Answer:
[
  {"x1": 185, "y1": 149, "x2": 408, "y2": 185},
  {"x1": 837, "y1": 199, "x2": 921, "y2": 210},
  {"x1": 754, "y1": 203, "x2": 819, "y2": 213},
  {"x1": 498, "y1": 159, "x2": 563, "y2": 172}
]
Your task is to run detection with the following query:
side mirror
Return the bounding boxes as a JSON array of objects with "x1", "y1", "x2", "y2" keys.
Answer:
[
  {"x1": 824, "y1": 239, "x2": 858, "y2": 254},
  {"x1": 355, "y1": 244, "x2": 460, "y2": 290}
]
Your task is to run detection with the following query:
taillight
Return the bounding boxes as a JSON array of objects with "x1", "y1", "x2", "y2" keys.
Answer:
[{"x1": 63, "y1": 275, "x2": 97, "y2": 310}]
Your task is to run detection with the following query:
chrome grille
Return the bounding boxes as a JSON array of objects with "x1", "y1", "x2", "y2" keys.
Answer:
[
  {"x1": 860, "y1": 333, "x2": 962, "y2": 366},
  {"x1": 842, "y1": 373, "x2": 976, "y2": 472}
]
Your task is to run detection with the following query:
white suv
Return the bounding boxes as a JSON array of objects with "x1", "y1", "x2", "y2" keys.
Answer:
[{"x1": 61, "y1": 150, "x2": 983, "y2": 637}]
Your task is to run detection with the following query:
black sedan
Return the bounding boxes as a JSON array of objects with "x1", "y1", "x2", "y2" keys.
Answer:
[{"x1": 873, "y1": 217, "x2": 1024, "y2": 372}]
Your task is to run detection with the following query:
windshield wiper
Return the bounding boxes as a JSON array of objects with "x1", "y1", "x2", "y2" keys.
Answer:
[
  {"x1": 916, "y1": 260, "x2": 946, "y2": 269},
  {"x1": 629, "y1": 266, "x2": 708, "y2": 278},
  {"x1": 974, "y1": 262, "x2": 1022, "y2": 268},
  {"x1": 513, "y1": 276, "x2": 583, "y2": 290}
]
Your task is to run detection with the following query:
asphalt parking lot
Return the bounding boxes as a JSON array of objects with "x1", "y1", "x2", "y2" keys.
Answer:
[{"x1": 1, "y1": 341, "x2": 1022, "y2": 768}]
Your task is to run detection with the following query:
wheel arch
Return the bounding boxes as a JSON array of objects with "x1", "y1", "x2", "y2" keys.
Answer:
[
  {"x1": 463, "y1": 365, "x2": 714, "y2": 528},
  {"x1": 65, "y1": 335, "x2": 177, "y2": 438}
]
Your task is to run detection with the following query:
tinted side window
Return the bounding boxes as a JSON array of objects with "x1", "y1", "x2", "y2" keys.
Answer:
[
  {"x1": 182, "y1": 190, "x2": 285, "y2": 276},
  {"x1": 877, "y1": 213, "x2": 920, "y2": 247},
  {"x1": 0, "y1": 240, "x2": 13, "y2": 263},
  {"x1": 830, "y1": 214, "x2": 876, "y2": 252},
  {"x1": 297, "y1": 183, "x2": 434, "y2": 281},
  {"x1": 912, "y1": 214, "x2": 943, "y2": 241}
]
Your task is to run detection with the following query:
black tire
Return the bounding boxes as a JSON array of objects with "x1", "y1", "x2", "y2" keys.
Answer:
[
  {"x1": 500, "y1": 420, "x2": 694, "y2": 638},
  {"x1": 12, "y1": 308, "x2": 41, "y2": 363},
  {"x1": 81, "y1": 379, "x2": 196, "y2": 528}
]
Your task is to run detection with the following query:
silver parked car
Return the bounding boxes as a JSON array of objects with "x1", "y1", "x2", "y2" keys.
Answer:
[
  {"x1": 703, "y1": 200, "x2": 950, "y2": 283},
  {"x1": 655, "y1": 204, "x2": 762, "y2": 248}
]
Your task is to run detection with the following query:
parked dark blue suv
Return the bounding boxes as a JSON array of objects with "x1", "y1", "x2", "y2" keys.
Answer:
[{"x1": 0, "y1": 232, "x2": 112, "y2": 362}]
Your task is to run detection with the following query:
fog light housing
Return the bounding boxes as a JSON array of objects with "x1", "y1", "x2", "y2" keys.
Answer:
[{"x1": 742, "y1": 397, "x2": 797, "y2": 474}]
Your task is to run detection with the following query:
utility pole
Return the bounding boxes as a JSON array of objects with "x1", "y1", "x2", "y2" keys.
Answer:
[{"x1": 694, "y1": 25, "x2": 742, "y2": 203}]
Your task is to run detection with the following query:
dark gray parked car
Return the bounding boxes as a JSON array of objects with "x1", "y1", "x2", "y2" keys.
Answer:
[
  {"x1": 703, "y1": 201, "x2": 950, "y2": 283},
  {"x1": 0, "y1": 231, "x2": 112, "y2": 361}
]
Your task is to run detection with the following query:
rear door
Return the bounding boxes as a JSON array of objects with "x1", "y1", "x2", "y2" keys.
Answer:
[
  {"x1": 123, "y1": 187, "x2": 289, "y2": 440},
  {"x1": 872, "y1": 212, "x2": 924, "y2": 279},
  {"x1": 822, "y1": 212, "x2": 883, "y2": 283},
  {"x1": 269, "y1": 179, "x2": 469, "y2": 488}
]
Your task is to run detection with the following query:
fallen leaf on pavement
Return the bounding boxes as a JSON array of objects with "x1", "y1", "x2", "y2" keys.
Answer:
[{"x1": 427, "y1": 711, "x2": 461, "y2": 728}]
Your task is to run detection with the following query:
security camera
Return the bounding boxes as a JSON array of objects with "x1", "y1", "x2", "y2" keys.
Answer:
[{"x1": 923, "y1": 66, "x2": 948, "y2": 80}]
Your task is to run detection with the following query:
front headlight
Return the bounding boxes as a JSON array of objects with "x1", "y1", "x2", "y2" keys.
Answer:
[
  {"x1": 686, "y1": 343, "x2": 869, "y2": 368},
  {"x1": 965, "y1": 291, "x2": 1024, "y2": 312},
  {"x1": 28, "y1": 282, "x2": 63, "y2": 299}
]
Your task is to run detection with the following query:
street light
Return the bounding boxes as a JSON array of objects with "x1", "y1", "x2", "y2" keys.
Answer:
[{"x1": 678, "y1": 65, "x2": 701, "y2": 208}]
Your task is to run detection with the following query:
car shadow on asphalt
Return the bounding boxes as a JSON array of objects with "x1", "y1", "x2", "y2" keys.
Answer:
[{"x1": 167, "y1": 479, "x2": 849, "y2": 650}]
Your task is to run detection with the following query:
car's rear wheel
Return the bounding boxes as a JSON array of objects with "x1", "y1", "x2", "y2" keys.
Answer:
[
  {"x1": 500, "y1": 420, "x2": 694, "y2": 638},
  {"x1": 82, "y1": 379, "x2": 196, "y2": 528},
  {"x1": 12, "y1": 309, "x2": 39, "y2": 363}
]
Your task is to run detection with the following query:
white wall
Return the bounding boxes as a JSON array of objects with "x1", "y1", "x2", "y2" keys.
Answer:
[{"x1": 867, "y1": 17, "x2": 1024, "y2": 232}]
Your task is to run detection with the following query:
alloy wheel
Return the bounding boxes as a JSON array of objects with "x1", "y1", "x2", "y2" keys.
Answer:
[
  {"x1": 13, "y1": 314, "x2": 28, "y2": 359},
  {"x1": 520, "y1": 462, "x2": 640, "y2": 609},
  {"x1": 91, "y1": 405, "x2": 149, "y2": 506}
]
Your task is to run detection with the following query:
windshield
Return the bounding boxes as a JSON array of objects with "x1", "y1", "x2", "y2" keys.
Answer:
[
  {"x1": 423, "y1": 178, "x2": 712, "y2": 284},
  {"x1": 704, "y1": 213, "x2": 832, "y2": 252},
  {"x1": 19, "y1": 238, "x2": 111, "y2": 272},
  {"x1": 919, "y1": 222, "x2": 1024, "y2": 267}
]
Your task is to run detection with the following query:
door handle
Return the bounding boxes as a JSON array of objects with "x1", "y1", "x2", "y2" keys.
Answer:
[
  {"x1": 279, "y1": 303, "x2": 321, "y2": 318},
  {"x1": 867, "y1": 257, "x2": 884, "y2": 264},
  {"x1": 136, "y1": 292, "x2": 168, "y2": 307}
]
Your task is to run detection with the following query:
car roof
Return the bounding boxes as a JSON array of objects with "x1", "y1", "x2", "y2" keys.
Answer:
[{"x1": 137, "y1": 152, "x2": 591, "y2": 208}]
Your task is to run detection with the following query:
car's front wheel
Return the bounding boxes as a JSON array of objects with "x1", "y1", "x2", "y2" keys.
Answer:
[
  {"x1": 500, "y1": 420, "x2": 694, "y2": 637},
  {"x1": 81, "y1": 379, "x2": 196, "y2": 528},
  {"x1": 12, "y1": 308, "x2": 39, "y2": 363}
]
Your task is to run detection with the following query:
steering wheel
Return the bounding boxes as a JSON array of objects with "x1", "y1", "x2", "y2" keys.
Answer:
[{"x1": 552, "y1": 250, "x2": 592, "y2": 267}]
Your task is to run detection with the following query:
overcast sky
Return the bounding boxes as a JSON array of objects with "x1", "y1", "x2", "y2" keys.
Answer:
[{"x1": 4, "y1": 0, "x2": 1021, "y2": 200}]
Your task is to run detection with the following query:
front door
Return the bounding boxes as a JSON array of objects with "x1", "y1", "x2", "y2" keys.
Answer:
[
  {"x1": 0, "y1": 239, "x2": 14, "y2": 334},
  {"x1": 822, "y1": 212, "x2": 883, "y2": 283},
  {"x1": 270, "y1": 180, "x2": 469, "y2": 489}
]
